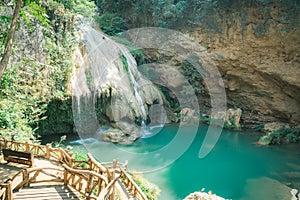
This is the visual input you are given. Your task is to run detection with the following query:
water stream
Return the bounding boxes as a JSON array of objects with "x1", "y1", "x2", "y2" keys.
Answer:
[
  {"x1": 119, "y1": 47, "x2": 147, "y2": 120},
  {"x1": 64, "y1": 124, "x2": 300, "y2": 200}
]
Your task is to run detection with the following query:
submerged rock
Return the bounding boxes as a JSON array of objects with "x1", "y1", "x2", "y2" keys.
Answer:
[{"x1": 241, "y1": 176, "x2": 293, "y2": 200}]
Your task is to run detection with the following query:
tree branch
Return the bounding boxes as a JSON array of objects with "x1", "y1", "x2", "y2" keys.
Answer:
[{"x1": 0, "y1": 0, "x2": 22, "y2": 82}]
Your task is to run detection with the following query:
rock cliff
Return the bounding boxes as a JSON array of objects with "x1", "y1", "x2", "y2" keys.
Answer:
[
  {"x1": 129, "y1": 1, "x2": 300, "y2": 128},
  {"x1": 181, "y1": 1, "x2": 300, "y2": 127}
]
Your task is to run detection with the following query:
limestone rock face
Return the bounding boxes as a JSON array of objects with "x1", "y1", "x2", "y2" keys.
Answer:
[
  {"x1": 130, "y1": 1, "x2": 300, "y2": 128},
  {"x1": 183, "y1": 2, "x2": 300, "y2": 126}
]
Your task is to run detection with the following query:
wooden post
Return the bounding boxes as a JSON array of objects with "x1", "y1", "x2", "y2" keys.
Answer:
[
  {"x1": 113, "y1": 159, "x2": 117, "y2": 169},
  {"x1": 86, "y1": 174, "x2": 92, "y2": 197},
  {"x1": 24, "y1": 169, "x2": 29, "y2": 187},
  {"x1": 109, "y1": 159, "x2": 118, "y2": 200},
  {"x1": 45, "y1": 144, "x2": 50, "y2": 159},
  {"x1": 25, "y1": 142, "x2": 29, "y2": 152},
  {"x1": 6, "y1": 180, "x2": 13, "y2": 200},
  {"x1": 4, "y1": 139, "x2": 8, "y2": 149},
  {"x1": 64, "y1": 169, "x2": 67, "y2": 186},
  {"x1": 123, "y1": 160, "x2": 128, "y2": 170},
  {"x1": 0, "y1": 139, "x2": 3, "y2": 152}
]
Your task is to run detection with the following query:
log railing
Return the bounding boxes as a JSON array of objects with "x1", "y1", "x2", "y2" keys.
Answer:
[
  {"x1": 0, "y1": 139, "x2": 74, "y2": 166},
  {"x1": 0, "y1": 181, "x2": 12, "y2": 200},
  {"x1": 118, "y1": 168, "x2": 148, "y2": 200},
  {"x1": 63, "y1": 164, "x2": 120, "y2": 200},
  {"x1": 0, "y1": 139, "x2": 148, "y2": 200},
  {"x1": 87, "y1": 154, "x2": 148, "y2": 199}
]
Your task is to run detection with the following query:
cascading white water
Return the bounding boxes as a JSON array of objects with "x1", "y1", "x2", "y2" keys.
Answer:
[
  {"x1": 119, "y1": 47, "x2": 147, "y2": 120},
  {"x1": 72, "y1": 25, "x2": 164, "y2": 140}
]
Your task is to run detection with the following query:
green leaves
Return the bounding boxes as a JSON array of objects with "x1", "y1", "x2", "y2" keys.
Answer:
[
  {"x1": 96, "y1": 13, "x2": 127, "y2": 36},
  {"x1": 0, "y1": 0, "x2": 79, "y2": 140}
]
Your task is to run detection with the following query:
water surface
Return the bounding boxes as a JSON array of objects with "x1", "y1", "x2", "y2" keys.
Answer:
[{"x1": 67, "y1": 124, "x2": 300, "y2": 200}]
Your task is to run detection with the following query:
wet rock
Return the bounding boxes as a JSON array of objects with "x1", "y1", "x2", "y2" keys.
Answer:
[
  {"x1": 184, "y1": 191, "x2": 225, "y2": 200},
  {"x1": 257, "y1": 133, "x2": 273, "y2": 145},
  {"x1": 101, "y1": 121, "x2": 142, "y2": 145},
  {"x1": 291, "y1": 189, "x2": 298, "y2": 200},
  {"x1": 264, "y1": 122, "x2": 290, "y2": 132},
  {"x1": 180, "y1": 107, "x2": 199, "y2": 123},
  {"x1": 225, "y1": 108, "x2": 242, "y2": 128}
]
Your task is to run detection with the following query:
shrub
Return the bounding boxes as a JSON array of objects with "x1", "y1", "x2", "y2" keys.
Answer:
[
  {"x1": 129, "y1": 172, "x2": 161, "y2": 200},
  {"x1": 95, "y1": 13, "x2": 127, "y2": 36}
]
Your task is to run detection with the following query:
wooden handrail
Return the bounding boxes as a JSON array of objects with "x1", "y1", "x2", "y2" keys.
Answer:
[
  {"x1": 0, "y1": 139, "x2": 149, "y2": 200},
  {"x1": 63, "y1": 163, "x2": 111, "y2": 199},
  {"x1": 0, "y1": 182, "x2": 12, "y2": 200},
  {"x1": 98, "y1": 174, "x2": 121, "y2": 200},
  {"x1": 63, "y1": 164, "x2": 108, "y2": 183},
  {"x1": 87, "y1": 153, "x2": 107, "y2": 172},
  {"x1": 119, "y1": 168, "x2": 148, "y2": 200}
]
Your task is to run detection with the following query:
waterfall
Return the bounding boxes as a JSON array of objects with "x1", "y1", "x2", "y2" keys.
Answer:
[
  {"x1": 119, "y1": 47, "x2": 147, "y2": 120},
  {"x1": 72, "y1": 24, "x2": 163, "y2": 141}
]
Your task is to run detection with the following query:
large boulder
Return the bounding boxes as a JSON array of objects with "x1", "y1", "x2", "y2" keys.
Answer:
[{"x1": 100, "y1": 120, "x2": 142, "y2": 145}]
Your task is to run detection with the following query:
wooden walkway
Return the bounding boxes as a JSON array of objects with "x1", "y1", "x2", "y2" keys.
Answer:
[
  {"x1": 14, "y1": 184, "x2": 81, "y2": 200},
  {"x1": 0, "y1": 139, "x2": 148, "y2": 200}
]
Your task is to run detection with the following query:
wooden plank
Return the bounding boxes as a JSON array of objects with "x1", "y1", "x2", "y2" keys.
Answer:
[{"x1": 13, "y1": 185, "x2": 81, "y2": 200}]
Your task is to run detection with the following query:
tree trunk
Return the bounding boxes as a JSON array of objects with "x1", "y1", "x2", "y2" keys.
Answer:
[{"x1": 0, "y1": 0, "x2": 22, "y2": 82}]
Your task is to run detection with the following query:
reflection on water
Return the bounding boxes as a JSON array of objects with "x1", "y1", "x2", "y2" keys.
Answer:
[{"x1": 67, "y1": 124, "x2": 300, "y2": 200}]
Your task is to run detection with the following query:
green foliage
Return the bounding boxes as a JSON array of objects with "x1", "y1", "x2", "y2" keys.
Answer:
[
  {"x1": 180, "y1": 53, "x2": 204, "y2": 94},
  {"x1": 113, "y1": 37, "x2": 145, "y2": 65},
  {"x1": 121, "y1": 54, "x2": 129, "y2": 73},
  {"x1": 224, "y1": 120, "x2": 240, "y2": 130},
  {"x1": 24, "y1": 2, "x2": 49, "y2": 27},
  {"x1": 51, "y1": 135, "x2": 67, "y2": 147},
  {"x1": 0, "y1": 15, "x2": 11, "y2": 47},
  {"x1": 73, "y1": 151, "x2": 89, "y2": 168},
  {"x1": 0, "y1": 0, "x2": 79, "y2": 140},
  {"x1": 259, "y1": 128, "x2": 300, "y2": 145},
  {"x1": 51, "y1": 0, "x2": 95, "y2": 19},
  {"x1": 73, "y1": 151, "x2": 88, "y2": 161},
  {"x1": 155, "y1": 0, "x2": 187, "y2": 27},
  {"x1": 129, "y1": 172, "x2": 161, "y2": 200},
  {"x1": 95, "y1": 13, "x2": 127, "y2": 36},
  {"x1": 94, "y1": 0, "x2": 194, "y2": 29},
  {"x1": 71, "y1": 0, "x2": 95, "y2": 19},
  {"x1": 121, "y1": 53, "x2": 135, "y2": 94}
]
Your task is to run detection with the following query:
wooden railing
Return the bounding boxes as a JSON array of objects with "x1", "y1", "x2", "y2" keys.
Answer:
[
  {"x1": 118, "y1": 168, "x2": 148, "y2": 200},
  {"x1": 0, "y1": 139, "x2": 148, "y2": 200},
  {"x1": 0, "y1": 139, "x2": 74, "y2": 166},
  {"x1": 86, "y1": 154, "x2": 148, "y2": 199},
  {"x1": 0, "y1": 181, "x2": 12, "y2": 200},
  {"x1": 63, "y1": 163, "x2": 115, "y2": 199}
]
